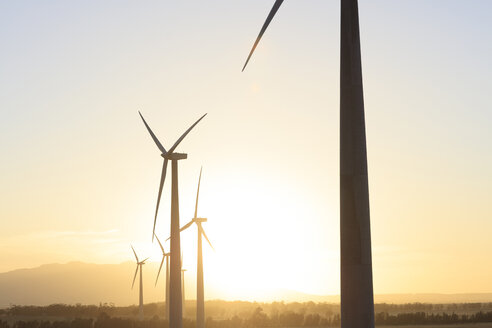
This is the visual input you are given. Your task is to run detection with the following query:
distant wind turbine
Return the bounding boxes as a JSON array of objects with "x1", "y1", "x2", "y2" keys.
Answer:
[
  {"x1": 242, "y1": 1, "x2": 375, "y2": 328},
  {"x1": 179, "y1": 167, "x2": 213, "y2": 328},
  {"x1": 139, "y1": 112, "x2": 207, "y2": 328},
  {"x1": 131, "y1": 246, "x2": 148, "y2": 321},
  {"x1": 155, "y1": 234, "x2": 170, "y2": 320},
  {"x1": 181, "y1": 253, "x2": 186, "y2": 317}
]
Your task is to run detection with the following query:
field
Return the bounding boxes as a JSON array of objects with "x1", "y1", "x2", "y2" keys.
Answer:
[
  {"x1": 381, "y1": 325, "x2": 492, "y2": 328},
  {"x1": 4, "y1": 302, "x2": 492, "y2": 328}
]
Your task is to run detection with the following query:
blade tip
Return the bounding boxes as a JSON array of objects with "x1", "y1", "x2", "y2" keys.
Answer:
[{"x1": 242, "y1": 56, "x2": 251, "y2": 72}]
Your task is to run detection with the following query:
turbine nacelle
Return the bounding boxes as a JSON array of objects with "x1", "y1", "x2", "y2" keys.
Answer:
[
  {"x1": 194, "y1": 218, "x2": 207, "y2": 223},
  {"x1": 161, "y1": 152, "x2": 187, "y2": 160}
]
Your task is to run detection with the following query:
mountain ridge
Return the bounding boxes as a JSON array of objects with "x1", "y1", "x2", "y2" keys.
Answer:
[{"x1": 1, "y1": 262, "x2": 492, "y2": 308}]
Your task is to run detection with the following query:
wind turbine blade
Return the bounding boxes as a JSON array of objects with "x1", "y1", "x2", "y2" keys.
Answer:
[
  {"x1": 141, "y1": 258, "x2": 149, "y2": 263},
  {"x1": 131, "y1": 245, "x2": 139, "y2": 262},
  {"x1": 155, "y1": 234, "x2": 165, "y2": 253},
  {"x1": 242, "y1": 0, "x2": 285, "y2": 72},
  {"x1": 139, "y1": 111, "x2": 167, "y2": 154},
  {"x1": 194, "y1": 167, "x2": 202, "y2": 219},
  {"x1": 156, "y1": 256, "x2": 165, "y2": 286},
  {"x1": 180, "y1": 220, "x2": 194, "y2": 233},
  {"x1": 199, "y1": 225, "x2": 214, "y2": 251},
  {"x1": 152, "y1": 158, "x2": 168, "y2": 241},
  {"x1": 167, "y1": 113, "x2": 207, "y2": 154},
  {"x1": 132, "y1": 265, "x2": 139, "y2": 289}
]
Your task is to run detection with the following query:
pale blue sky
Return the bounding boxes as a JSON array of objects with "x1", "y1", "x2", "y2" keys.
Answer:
[{"x1": 0, "y1": 1, "x2": 491, "y2": 296}]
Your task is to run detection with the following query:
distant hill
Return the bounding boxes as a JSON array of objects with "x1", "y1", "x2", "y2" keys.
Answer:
[
  {"x1": 374, "y1": 293, "x2": 492, "y2": 304},
  {"x1": 1, "y1": 262, "x2": 492, "y2": 307},
  {"x1": 0, "y1": 262, "x2": 166, "y2": 308}
]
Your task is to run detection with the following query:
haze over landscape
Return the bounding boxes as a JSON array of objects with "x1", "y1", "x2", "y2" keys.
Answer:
[
  {"x1": 1, "y1": 0, "x2": 492, "y2": 313},
  {"x1": 4, "y1": 262, "x2": 492, "y2": 309}
]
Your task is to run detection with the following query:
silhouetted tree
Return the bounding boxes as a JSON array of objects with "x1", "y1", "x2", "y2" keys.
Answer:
[
  {"x1": 70, "y1": 318, "x2": 92, "y2": 328},
  {"x1": 247, "y1": 307, "x2": 268, "y2": 327},
  {"x1": 303, "y1": 313, "x2": 321, "y2": 326}
]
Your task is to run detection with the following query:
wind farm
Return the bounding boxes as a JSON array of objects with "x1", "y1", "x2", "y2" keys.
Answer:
[{"x1": 1, "y1": 1, "x2": 492, "y2": 328}]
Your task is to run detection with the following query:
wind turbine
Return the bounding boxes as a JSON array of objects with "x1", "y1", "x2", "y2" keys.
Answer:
[
  {"x1": 179, "y1": 167, "x2": 213, "y2": 328},
  {"x1": 131, "y1": 246, "x2": 148, "y2": 321},
  {"x1": 139, "y1": 111, "x2": 206, "y2": 328},
  {"x1": 155, "y1": 234, "x2": 170, "y2": 320},
  {"x1": 242, "y1": 2, "x2": 375, "y2": 328}
]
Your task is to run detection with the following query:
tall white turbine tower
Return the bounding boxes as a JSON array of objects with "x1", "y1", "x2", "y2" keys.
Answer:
[
  {"x1": 155, "y1": 234, "x2": 170, "y2": 320},
  {"x1": 242, "y1": 1, "x2": 375, "y2": 328},
  {"x1": 179, "y1": 167, "x2": 213, "y2": 328},
  {"x1": 131, "y1": 246, "x2": 148, "y2": 321},
  {"x1": 139, "y1": 112, "x2": 206, "y2": 328}
]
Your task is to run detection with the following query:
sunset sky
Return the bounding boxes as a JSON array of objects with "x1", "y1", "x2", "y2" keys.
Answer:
[{"x1": 1, "y1": 0, "x2": 492, "y2": 300}]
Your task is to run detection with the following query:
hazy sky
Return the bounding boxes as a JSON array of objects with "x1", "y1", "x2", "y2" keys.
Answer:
[{"x1": 1, "y1": 0, "x2": 492, "y2": 299}]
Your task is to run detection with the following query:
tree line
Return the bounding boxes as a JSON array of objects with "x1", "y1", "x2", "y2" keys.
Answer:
[
  {"x1": 4, "y1": 301, "x2": 492, "y2": 319},
  {"x1": 4, "y1": 308, "x2": 492, "y2": 327}
]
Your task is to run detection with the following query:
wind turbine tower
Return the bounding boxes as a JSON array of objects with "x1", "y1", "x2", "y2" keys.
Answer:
[
  {"x1": 155, "y1": 234, "x2": 171, "y2": 320},
  {"x1": 131, "y1": 246, "x2": 148, "y2": 321},
  {"x1": 179, "y1": 167, "x2": 213, "y2": 328},
  {"x1": 242, "y1": 1, "x2": 375, "y2": 328},
  {"x1": 139, "y1": 112, "x2": 206, "y2": 328}
]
